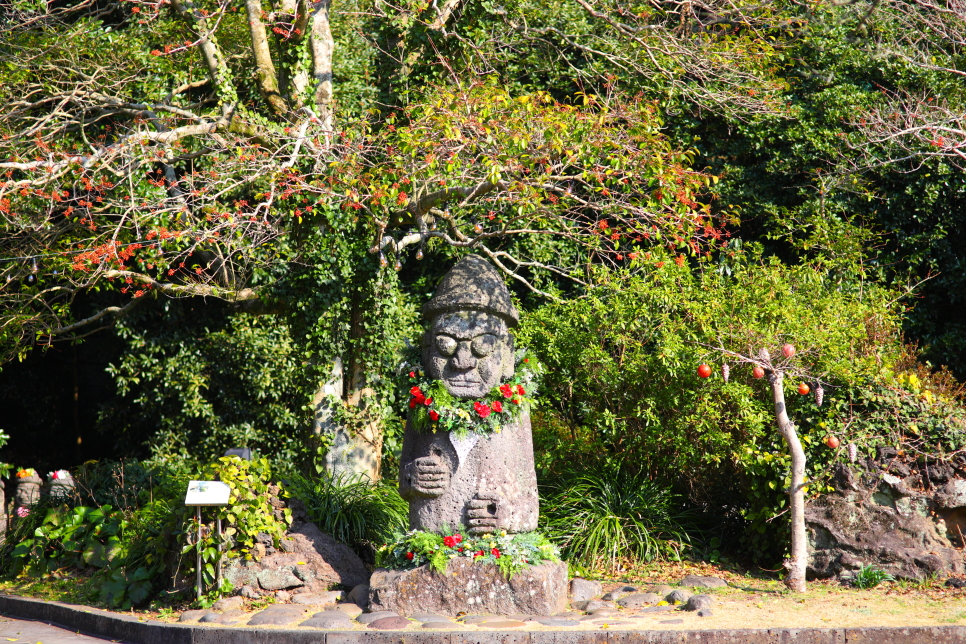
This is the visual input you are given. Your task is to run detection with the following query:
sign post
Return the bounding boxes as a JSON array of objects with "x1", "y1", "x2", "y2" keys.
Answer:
[{"x1": 184, "y1": 480, "x2": 231, "y2": 600}]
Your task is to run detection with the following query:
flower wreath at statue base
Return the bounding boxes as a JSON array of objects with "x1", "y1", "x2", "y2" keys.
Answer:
[{"x1": 377, "y1": 528, "x2": 561, "y2": 579}]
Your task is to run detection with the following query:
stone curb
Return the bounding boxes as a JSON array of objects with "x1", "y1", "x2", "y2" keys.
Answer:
[{"x1": 4, "y1": 594, "x2": 966, "y2": 644}]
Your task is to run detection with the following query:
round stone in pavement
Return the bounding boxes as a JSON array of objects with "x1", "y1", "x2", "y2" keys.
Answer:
[
  {"x1": 685, "y1": 594, "x2": 713, "y2": 612},
  {"x1": 461, "y1": 616, "x2": 497, "y2": 624},
  {"x1": 356, "y1": 611, "x2": 399, "y2": 624},
  {"x1": 659, "y1": 618, "x2": 684, "y2": 624},
  {"x1": 409, "y1": 614, "x2": 452, "y2": 623},
  {"x1": 300, "y1": 615, "x2": 355, "y2": 629},
  {"x1": 648, "y1": 585, "x2": 674, "y2": 596},
  {"x1": 697, "y1": 609, "x2": 713, "y2": 617},
  {"x1": 178, "y1": 610, "x2": 213, "y2": 623},
  {"x1": 211, "y1": 596, "x2": 245, "y2": 611},
  {"x1": 582, "y1": 600, "x2": 615, "y2": 612},
  {"x1": 666, "y1": 589, "x2": 692, "y2": 604},
  {"x1": 334, "y1": 603, "x2": 364, "y2": 618},
  {"x1": 248, "y1": 610, "x2": 305, "y2": 626},
  {"x1": 618, "y1": 593, "x2": 661, "y2": 609},
  {"x1": 422, "y1": 622, "x2": 458, "y2": 629},
  {"x1": 292, "y1": 594, "x2": 331, "y2": 606},
  {"x1": 478, "y1": 620, "x2": 527, "y2": 628},
  {"x1": 532, "y1": 617, "x2": 580, "y2": 626},
  {"x1": 680, "y1": 575, "x2": 728, "y2": 589},
  {"x1": 200, "y1": 609, "x2": 247, "y2": 624},
  {"x1": 368, "y1": 616, "x2": 412, "y2": 630}
]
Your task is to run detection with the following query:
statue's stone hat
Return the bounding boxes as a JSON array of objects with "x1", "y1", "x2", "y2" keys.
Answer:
[{"x1": 423, "y1": 255, "x2": 519, "y2": 327}]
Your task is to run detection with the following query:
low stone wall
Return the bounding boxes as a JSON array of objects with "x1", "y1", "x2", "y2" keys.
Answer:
[{"x1": 807, "y1": 449, "x2": 966, "y2": 581}]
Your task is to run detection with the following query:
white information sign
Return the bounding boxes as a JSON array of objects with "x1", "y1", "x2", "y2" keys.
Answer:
[{"x1": 184, "y1": 480, "x2": 231, "y2": 506}]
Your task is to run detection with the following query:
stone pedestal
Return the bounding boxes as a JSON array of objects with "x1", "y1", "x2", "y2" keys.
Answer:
[{"x1": 368, "y1": 559, "x2": 568, "y2": 615}]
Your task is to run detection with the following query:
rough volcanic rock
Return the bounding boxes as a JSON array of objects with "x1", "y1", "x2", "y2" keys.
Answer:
[
  {"x1": 569, "y1": 578, "x2": 601, "y2": 603},
  {"x1": 225, "y1": 520, "x2": 368, "y2": 594},
  {"x1": 807, "y1": 463, "x2": 965, "y2": 581},
  {"x1": 368, "y1": 559, "x2": 568, "y2": 615}
]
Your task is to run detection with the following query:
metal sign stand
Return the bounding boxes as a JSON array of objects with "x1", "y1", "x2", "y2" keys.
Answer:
[{"x1": 184, "y1": 480, "x2": 231, "y2": 600}]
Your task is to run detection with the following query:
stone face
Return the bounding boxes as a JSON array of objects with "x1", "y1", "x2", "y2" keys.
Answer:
[
  {"x1": 807, "y1": 463, "x2": 965, "y2": 580},
  {"x1": 224, "y1": 520, "x2": 369, "y2": 594},
  {"x1": 569, "y1": 578, "x2": 601, "y2": 603},
  {"x1": 680, "y1": 575, "x2": 728, "y2": 589},
  {"x1": 15, "y1": 473, "x2": 42, "y2": 507},
  {"x1": 399, "y1": 256, "x2": 539, "y2": 536},
  {"x1": 369, "y1": 559, "x2": 568, "y2": 615}
]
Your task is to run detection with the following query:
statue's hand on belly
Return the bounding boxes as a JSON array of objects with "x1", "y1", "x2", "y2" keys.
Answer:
[
  {"x1": 466, "y1": 493, "x2": 504, "y2": 535},
  {"x1": 404, "y1": 451, "x2": 450, "y2": 498}
]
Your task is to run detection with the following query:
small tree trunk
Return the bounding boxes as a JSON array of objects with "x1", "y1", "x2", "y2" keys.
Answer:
[{"x1": 767, "y1": 370, "x2": 808, "y2": 592}]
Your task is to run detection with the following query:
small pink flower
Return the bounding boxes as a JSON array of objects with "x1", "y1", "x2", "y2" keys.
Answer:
[{"x1": 16, "y1": 507, "x2": 30, "y2": 518}]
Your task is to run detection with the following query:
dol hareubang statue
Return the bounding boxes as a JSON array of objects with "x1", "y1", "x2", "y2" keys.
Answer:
[{"x1": 398, "y1": 255, "x2": 539, "y2": 535}]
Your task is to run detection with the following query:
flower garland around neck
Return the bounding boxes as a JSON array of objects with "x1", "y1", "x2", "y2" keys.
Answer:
[{"x1": 401, "y1": 347, "x2": 543, "y2": 437}]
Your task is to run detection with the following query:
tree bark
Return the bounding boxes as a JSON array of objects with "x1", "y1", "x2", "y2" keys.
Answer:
[{"x1": 768, "y1": 369, "x2": 808, "y2": 592}]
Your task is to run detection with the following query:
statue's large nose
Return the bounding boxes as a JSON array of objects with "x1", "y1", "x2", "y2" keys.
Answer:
[{"x1": 451, "y1": 341, "x2": 477, "y2": 370}]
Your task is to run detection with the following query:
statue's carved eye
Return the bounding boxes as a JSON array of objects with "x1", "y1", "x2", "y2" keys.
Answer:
[
  {"x1": 471, "y1": 334, "x2": 498, "y2": 358},
  {"x1": 435, "y1": 335, "x2": 458, "y2": 356}
]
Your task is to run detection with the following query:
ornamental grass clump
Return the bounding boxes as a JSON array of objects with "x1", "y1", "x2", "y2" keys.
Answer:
[
  {"x1": 540, "y1": 464, "x2": 697, "y2": 573},
  {"x1": 286, "y1": 472, "x2": 408, "y2": 557}
]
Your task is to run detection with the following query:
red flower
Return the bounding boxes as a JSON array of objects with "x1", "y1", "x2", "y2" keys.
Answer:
[
  {"x1": 511, "y1": 397, "x2": 521, "y2": 405},
  {"x1": 443, "y1": 536, "x2": 457, "y2": 547},
  {"x1": 429, "y1": 410, "x2": 440, "y2": 421},
  {"x1": 491, "y1": 548, "x2": 501, "y2": 558},
  {"x1": 500, "y1": 384, "x2": 514, "y2": 398},
  {"x1": 410, "y1": 385, "x2": 424, "y2": 398},
  {"x1": 492, "y1": 400, "x2": 503, "y2": 413},
  {"x1": 409, "y1": 371, "x2": 416, "y2": 378},
  {"x1": 474, "y1": 401, "x2": 492, "y2": 418},
  {"x1": 515, "y1": 385, "x2": 525, "y2": 396},
  {"x1": 454, "y1": 534, "x2": 463, "y2": 544},
  {"x1": 409, "y1": 398, "x2": 418, "y2": 409},
  {"x1": 405, "y1": 552, "x2": 414, "y2": 560},
  {"x1": 474, "y1": 550, "x2": 485, "y2": 558},
  {"x1": 424, "y1": 397, "x2": 433, "y2": 406}
]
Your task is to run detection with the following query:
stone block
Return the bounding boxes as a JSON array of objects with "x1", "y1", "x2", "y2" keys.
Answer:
[
  {"x1": 569, "y1": 578, "x2": 601, "y2": 602},
  {"x1": 369, "y1": 558, "x2": 568, "y2": 615}
]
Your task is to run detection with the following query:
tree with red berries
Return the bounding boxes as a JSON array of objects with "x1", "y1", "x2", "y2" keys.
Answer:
[{"x1": 702, "y1": 341, "x2": 830, "y2": 592}]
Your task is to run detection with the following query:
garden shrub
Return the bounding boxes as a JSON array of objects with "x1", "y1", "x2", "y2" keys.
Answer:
[
  {"x1": 519, "y1": 248, "x2": 966, "y2": 563},
  {"x1": 2, "y1": 455, "x2": 292, "y2": 609}
]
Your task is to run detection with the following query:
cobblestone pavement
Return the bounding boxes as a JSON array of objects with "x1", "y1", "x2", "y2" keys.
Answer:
[{"x1": 0, "y1": 614, "x2": 128, "y2": 644}]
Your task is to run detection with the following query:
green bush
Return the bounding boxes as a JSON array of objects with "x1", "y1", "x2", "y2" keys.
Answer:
[
  {"x1": 3, "y1": 455, "x2": 292, "y2": 609},
  {"x1": 286, "y1": 472, "x2": 407, "y2": 560},
  {"x1": 518, "y1": 248, "x2": 965, "y2": 563},
  {"x1": 539, "y1": 463, "x2": 697, "y2": 573}
]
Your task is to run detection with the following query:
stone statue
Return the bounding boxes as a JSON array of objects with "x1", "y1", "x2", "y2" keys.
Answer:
[{"x1": 398, "y1": 255, "x2": 539, "y2": 535}]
